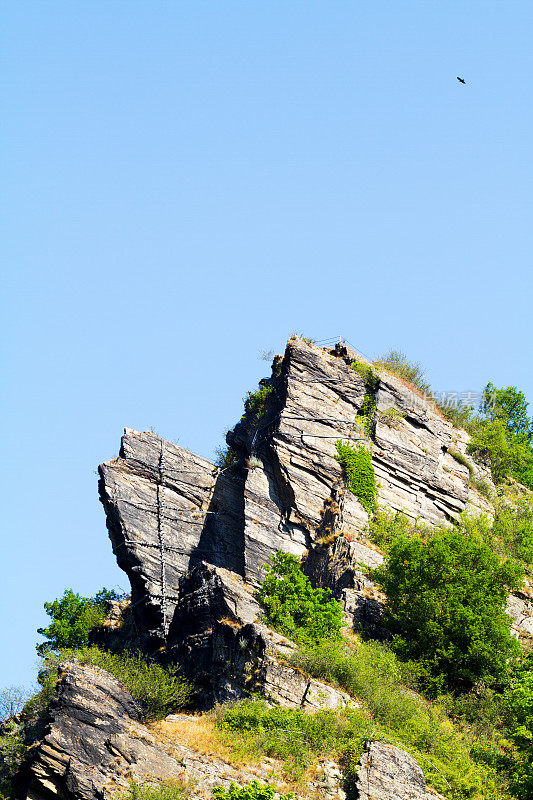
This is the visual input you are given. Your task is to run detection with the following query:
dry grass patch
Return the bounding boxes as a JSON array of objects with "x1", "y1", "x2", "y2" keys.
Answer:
[{"x1": 150, "y1": 714, "x2": 260, "y2": 769}]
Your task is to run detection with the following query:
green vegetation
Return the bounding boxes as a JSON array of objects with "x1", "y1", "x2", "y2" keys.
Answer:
[
  {"x1": 471, "y1": 475, "x2": 494, "y2": 499},
  {"x1": 373, "y1": 527, "x2": 523, "y2": 695},
  {"x1": 61, "y1": 647, "x2": 192, "y2": 720},
  {"x1": 243, "y1": 384, "x2": 274, "y2": 420},
  {"x1": 366, "y1": 508, "x2": 423, "y2": 551},
  {"x1": 448, "y1": 448, "x2": 474, "y2": 478},
  {"x1": 377, "y1": 407, "x2": 406, "y2": 429},
  {"x1": 119, "y1": 781, "x2": 190, "y2": 800},
  {"x1": 255, "y1": 551, "x2": 343, "y2": 644},
  {"x1": 350, "y1": 360, "x2": 378, "y2": 436},
  {"x1": 0, "y1": 721, "x2": 25, "y2": 800},
  {"x1": 373, "y1": 350, "x2": 431, "y2": 396},
  {"x1": 214, "y1": 780, "x2": 293, "y2": 800},
  {"x1": 36, "y1": 587, "x2": 123, "y2": 656},
  {"x1": 254, "y1": 548, "x2": 513, "y2": 797},
  {"x1": 335, "y1": 441, "x2": 376, "y2": 513},
  {"x1": 214, "y1": 445, "x2": 239, "y2": 470},
  {"x1": 504, "y1": 653, "x2": 533, "y2": 799},
  {"x1": 369, "y1": 350, "x2": 533, "y2": 491},
  {"x1": 435, "y1": 399, "x2": 477, "y2": 430},
  {"x1": 463, "y1": 384, "x2": 533, "y2": 490},
  {"x1": 217, "y1": 700, "x2": 365, "y2": 782},
  {"x1": 291, "y1": 638, "x2": 507, "y2": 799}
]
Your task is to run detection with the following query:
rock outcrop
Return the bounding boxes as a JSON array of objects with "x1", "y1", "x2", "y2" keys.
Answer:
[
  {"x1": 98, "y1": 337, "x2": 499, "y2": 651},
  {"x1": 354, "y1": 741, "x2": 445, "y2": 800},
  {"x1": 23, "y1": 334, "x2": 530, "y2": 800},
  {"x1": 20, "y1": 662, "x2": 441, "y2": 800},
  {"x1": 21, "y1": 661, "x2": 181, "y2": 800}
]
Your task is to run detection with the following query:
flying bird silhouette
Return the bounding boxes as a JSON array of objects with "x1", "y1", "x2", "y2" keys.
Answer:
[{"x1": 457, "y1": 76, "x2": 466, "y2": 84}]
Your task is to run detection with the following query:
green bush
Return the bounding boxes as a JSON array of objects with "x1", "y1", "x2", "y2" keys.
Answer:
[
  {"x1": 335, "y1": 441, "x2": 376, "y2": 513},
  {"x1": 0, "y1": 723, "x2": 25, "y2": 800},
  {"x1": 290, "y1": 638, "x2": 506, "y2": 798},
  {"x1": 256, "y1": 551, "x2": 343, "y2": 644},
  {"x1": 214, "y1": 445, "x2": 239, "y2": 470},
  {"x1": 217, "y1": 700, "x2": 366, "y2": 781},
  {"x1": 62, "y1": 647, "x2": 192, "y2": 720},
  {"x1": 243, "y1": 385, "x2": 273, "y2": 420},
  {"x1": 366, "y1": 508, "x2": 424, "y2": 552},
  {"x1": 503, "y1": 653, "x2": 533, "y2": 799},
  {"x1": 119, "y1": 781, "x2": 190, "y2": 800},
  {"x1": 213, "y1": 781, "x2": 293, "y2": 800},
  {"x1": 467, "y1": 384, "x2": 533, "y2": 490},
  {"x1": 36, "y1": 587, "x2": 123, "y2": 656},
  {"x1": 373, "y1": 350, "x2": 431, "y2": 396},
  {"x1": 373, "y1": 528, "x2": 523, "y2": 695},
  {"x1": 448, "y1": 448, "x2": 474, "y2": 478}
]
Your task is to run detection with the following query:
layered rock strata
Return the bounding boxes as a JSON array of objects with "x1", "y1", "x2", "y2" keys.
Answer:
[{"x1": 99, "y1": 337, "x2": 497, "y2": 650}]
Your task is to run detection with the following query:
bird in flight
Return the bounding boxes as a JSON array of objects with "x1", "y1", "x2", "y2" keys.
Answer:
[{"x1": 457, "y1": 76, "x2": 466, "y2": 84}]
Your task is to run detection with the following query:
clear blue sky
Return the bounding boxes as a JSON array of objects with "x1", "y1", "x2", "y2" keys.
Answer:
[{"x1": 2, "y1": 1, "x2": 532, "y2": 690}]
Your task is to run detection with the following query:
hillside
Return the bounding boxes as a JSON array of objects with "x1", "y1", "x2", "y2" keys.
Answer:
[{"x1": 3, "y1": 337, "x2": 533, "y2": 800}]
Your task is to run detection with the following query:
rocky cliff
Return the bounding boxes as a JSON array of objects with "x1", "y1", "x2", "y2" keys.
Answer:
[
  {"x1": 18, "y1": 336, "x2": 529, "y2": 800},
  {"x1": 98, "y1": 337, "x2": 505, "y2": 649}
]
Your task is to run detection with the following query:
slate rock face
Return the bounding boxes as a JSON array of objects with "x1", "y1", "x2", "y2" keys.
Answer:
[
  {"x1": 21, "y1": 661, "x2": 181, "y2": 800},
  {"x1": 355, "y1": 741, "x2": 445, "y2": 800},
  {"x1": 98, "y1": 336, "x2": 500, "y2": 651},
  {"x1": 98, "y1": 429, "x2": 245, "y2": 648},
  {"x1": 168, "y1": 562, "x2": 352, "y2": 710}
]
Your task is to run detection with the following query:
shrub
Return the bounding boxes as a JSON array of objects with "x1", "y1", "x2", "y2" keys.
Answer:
[
  {"x1": 373, "y1": 350, "x2": 431, "y2": 396},
  {"x1": 214, "y1": 446, "x2": 239, "y2": 470},
  {"x1": 468, "y1": 384, "x2": 533, "y2": 490},
  {"x1": 448, "y1": 448, "x2": 474, "y2": 478},
  {"x1": 217, "y1": 700, "x2": 366, "y2": 781},
  {"x1": 213, "y1": 781, "x2": 293, "y2": 800},
  {"x1": 0, "y1": 723, "x2": 25, "y2": 800},
  {"x1": 243, "y1": 385, "x2": 273, "y2": 420},
  {"x1": 256, "y1": 551, "x2": 344, "y2": 644},
  {"x1": 366, "y1": 508, "x2": 425, "y2": 552},
  {"x1": 377, "y1": 407, "x2": 405, "y2": 429},
  {"x1": 373, "y1": 528, "x2": 523, "y2": 695},
  {"x1": 290, "y1": 638, "x2": 509, "y2": 798},
  {"x1": 350, "y1": 361, "x2": 378, "y2": 436},
  {"x1": 335, "y1": 441, "x2": 376, "y2": 513},
  {"x1": 503, "y1": 653, "x2": 533, "y2": 799},
  {"x1": 492, "y1": 499, "x2": 533, "y2": 566},
  {"x1": 36, "y1": 587, "x2": 123, "y2": 656},
  {"x1": 62, "y1": 647, "x2": 192, "y2": 720},
  {"x1": 471, "y1": 476, "x2": 494, "y2": 499}
]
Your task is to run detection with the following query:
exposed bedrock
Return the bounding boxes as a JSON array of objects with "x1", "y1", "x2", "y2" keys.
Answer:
[
  {"x1": 98, "y1": 338, "x2": 493, "y2": 648},
  {"x1": 19, "y1": 661, "x2": 442, "y2": 800}
]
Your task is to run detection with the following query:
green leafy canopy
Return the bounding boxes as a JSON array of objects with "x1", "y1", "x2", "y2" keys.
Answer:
[
  {"x1": 36, "y1": 587, "x2": 123, "y2": 656},
  {"x1": 256, "y1": 551, "x2": 344, "y2": 644},
  {"x1": 373, "y1": 528, "x2": 523, "y2": 695}
]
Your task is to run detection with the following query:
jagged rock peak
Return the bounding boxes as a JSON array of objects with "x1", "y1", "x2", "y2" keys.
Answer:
[{"x1": 98, "y1": 336, "x2": 494, "y2": 650}]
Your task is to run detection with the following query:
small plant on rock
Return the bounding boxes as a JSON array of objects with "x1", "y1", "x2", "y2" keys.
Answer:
[
  {"x1": 335, "y1": 441, "x2": 376, "y2": 513},
  {"x1": 256, "y1": 551, "x2": 344, "y2": 644}
]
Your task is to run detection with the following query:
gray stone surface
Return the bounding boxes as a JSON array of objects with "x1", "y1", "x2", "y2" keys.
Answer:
[
  {"x1": 21, "y1": 661, "x2": 181, "y2": 800},
  {"x1": 355, "y1": 741, "x2": 445, "y2": 800},
  {"x1": 99, "y1": 429, "x2": 245, "y2": 648},
  {"x1": 169, "y1": 562, "x2": 352, "y2": 710}
]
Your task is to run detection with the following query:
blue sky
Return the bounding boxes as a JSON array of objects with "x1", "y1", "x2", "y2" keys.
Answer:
[{"x1": 2, "y1": 1, "x2": 532, "y2": 690}]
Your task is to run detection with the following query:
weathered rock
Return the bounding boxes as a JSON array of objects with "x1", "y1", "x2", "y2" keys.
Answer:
[
  {"x1": 98, "y1": 429, "x2": 245, "y2": 648},
  {"x1": 169, "y1": 562, "x2": 352, "y2": 710},
  {"x1": 20, "y1": 662, "x2": 348, "y2": 800},
  {"x1": 355, "y1": 741, "x2": 445, "y2": 800},
  {"x1": 98, "y1": 338, "x2": 499, "y2": 646},
  {"x1": 21, "y1": 661, "x2": 181, "y2": 800}
]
